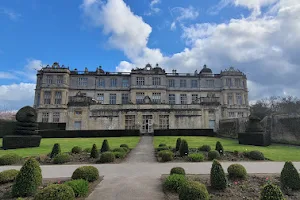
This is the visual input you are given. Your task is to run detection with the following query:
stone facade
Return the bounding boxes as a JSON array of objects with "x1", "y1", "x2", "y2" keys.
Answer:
[{"x1": 34, "y1": 62, "x2": 250, "y2": 133}]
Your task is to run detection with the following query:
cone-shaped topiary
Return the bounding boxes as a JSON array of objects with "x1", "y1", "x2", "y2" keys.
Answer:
[
  {"x1": 280, "y1": 161, "x2": 300, "y2": 190},
  {"x1": 50, "y1": 143, "x2": 61, "y2": 158},
  {"x1": 100, "y1": 139, "x2": 110, "y2": 153},
  {"x1": 179, "y1": 139, "x2": 189, "y2": 156},
  {"x1": 90, "y1": 144, "x2": 99, "y2": 159},
  {"x1": 210, "y1": 160, "x2": 227, "y2": 190},
  {"x1": 260, "y1": 183, "x2": 285, "y2": 200},
  {"x1": 12, "y1": 158, "x2": 42, "y2": 197},
  {"x1": 215, "y1": 141, "x2": 224, "y2": 155},
  {"x1": 176, "y1": 138, "x2": 182, "y2": 151}
]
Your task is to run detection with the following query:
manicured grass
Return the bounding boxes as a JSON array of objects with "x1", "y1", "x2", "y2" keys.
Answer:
[
  {"x1": 154, "y1": 136, "x2": 300, "y2": 161},
  {"x1": 0, "y1": 137, "x2": 140, "y2": 157}
]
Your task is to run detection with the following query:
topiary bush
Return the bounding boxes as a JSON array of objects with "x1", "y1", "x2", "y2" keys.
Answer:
[
  {"x1": 50, "y1": 143, "x2": 61, "y2": 158},
  {"x1": 112, "y1": 147, "x2": 126, "y2": 152},
  {"x1": 113, "y1": 151, "x2": 126, "y2": 159},
  {"x1": 12, "y1": 158, "x2": 42, "y2": 197},
  {"x1": 198, "y1": 145, "x2": 211, "y2": 152},
  {"x1": 176, "y1": 138, "x2": 182, "y2": 151},
  {"x1": 170, "y1": 167, "x2": 185, "y2": 175},
  {"x1": 179, "y1": 139, "x2": 189, "y2": 156},
  {"x1": 163, "y1": 174, "x2": 187, "y2": 192},
  {"x1": 100, "y1": 139, "x2": 110, "y2": 153},
  {"x1": 120, "y1": 144, "x2": 129, "y2": 149},
  {"x1": 157, "y1": 146, "x2": 169, "y2": 151},
  {"x1": 248, "y1": 151, "x2": 265, "y2": 160},
  {"x1": 187, "y1": 153, "x2": 204, "y2": 162},
  {"x1": 53, "y1": 153, "x2": 71, "y2": 164},
  {"x1": 280, "y1": 161, "x2": 300, "y2": 190},
  {"x1": 83, "y1": 147, "x2": 91, "y2": 153},
  {"x1": 0, "y1": 153, "x2": 22, "y2": 165},
  {"x1": 215, "y1": 141, "x2": 224, "y2": 155},
  {"x1": 98, "y1": 152, "x2": 115, "y2": 163},
  {"x1": 34, "y1": 184, "x2": 75, "y2": 200},
  {"x1": 208, "y1": 150, "x2": 220, "y2": 161},
  {"x1": 64, "y1": 179, "x2": 89, "y2": 197},
  {"x1": 0, "y1": 169, "x2": 19, "y2": 184},
  {"x1": 71, "y1": 146, "x2": 82, "y2": 154},
  {"x1": 71, "y1": 166, "x2": 99, "y2": 182},
  {"x1": 158, "y1": 150, "x2": 174, "y2": 162},
  {"x1": 90, "y1": 144, "x2": 99, "y2": 159},
  {"x1": 260, "y1": 183, "x2": 285, "y2": 200},
  {"x1": 210, "y1": 160, "x2": 227, "y2": 190},
  {"x1": 227, "y1": 164, "x2": 247, "y2": 179},
  {"x1": 159, "y1": 143, "x2": 167, "y2": 147},
  {"x1": 179, "y1": 181, "x2": 209, "y2": 200}
]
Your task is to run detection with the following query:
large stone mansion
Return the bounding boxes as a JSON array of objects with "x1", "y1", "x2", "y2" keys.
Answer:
[{"x1": 34, "y1": 62, "x2": 250, "y2": 133}]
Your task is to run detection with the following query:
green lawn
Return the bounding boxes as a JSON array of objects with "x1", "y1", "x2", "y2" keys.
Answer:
[
  {"x1": 154, "y1": 136, "x2": 300, "y2": 161},
  {"x1": 0, "y1": 137, "x2": 140, "y2": 157}
]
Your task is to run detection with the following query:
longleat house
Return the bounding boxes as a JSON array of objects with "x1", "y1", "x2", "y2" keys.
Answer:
[{"x1": 33, "y1": 62, "x2": 250, "y2": 134}]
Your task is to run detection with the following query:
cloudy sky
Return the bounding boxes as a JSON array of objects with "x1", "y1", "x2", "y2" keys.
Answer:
[{"x1": 0, "y1": 0, "x2": 299, "y2": 111}]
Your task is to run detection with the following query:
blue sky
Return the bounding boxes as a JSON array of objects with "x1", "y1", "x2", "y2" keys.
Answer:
[{"x1": 0, "y1": 0, "x2": 299, "y2": 111}]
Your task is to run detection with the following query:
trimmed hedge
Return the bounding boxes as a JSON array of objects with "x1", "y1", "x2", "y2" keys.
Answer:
[
  {"x1": 154, "y1": 129, "x2": 215, "y2": 136},
  {"x1": 112, "y1": 148, "x2": 126, "y2": 153},
  {"x1": 238, "y1": 132, "x2": 271, "y2": 147},
  {"x1": 100, "y1": 140, "x2": 110, "y2": 153},
  {"x1": 157, "y1": 146, "x2": 169, "y2": 151},
  {"x1": 34, "y1": 184, "x2": 75, "y2": 200},
  {"x1": 83, "y1": 148, "x2": 91, "y2": 153},
  {"x1": 163, "y1": 174, "x2": 187, "y2": 192},
  {"x1": 64, "y1": 179, "x2": 89, "y2": 197},
  {"x1": 53, "y1": 154, "x2": 71, "y2": 164},
  {"x1": 227, "y1": 164, "x2": 247, "y2": 179},
  {"x1": 120, "y1": 144, "x2": 129, "y2": 149},
  {"x1": 158, "y1": 150, "x2": 174, "y2": 162},
  {"x1": 179, "y1": 181, "x2": 209, "y2": 200},
  {"x1": 71, "y1": 146, "x2": 82, "y2": 154},
  {"x1": 210, "y1": 160, "x2": 227, "y2": 190},
  {"x1": 280, "y1": 161, "x2": 300, "y2": 190},
  {"x1": 12, "y1": 158, "x2": 42, "y2": 197},
  {"x1": 113, "y1": 151, "x2": 126, "y2": 159},
  {"x1": 98, "y1": 152, "x2": 115, "y2": 163},
  {"x1": 0, "y1": 153, "x2": 21, "y2": 165},
  {"x1": 90, "y1": 144, "x2": 99, "y2": 159},
  {"x1": 260, "y1": 183, "x2": 284, "y2": 200},
  {"x1": 176, "y1": 138, "x2": 182, "y2": 151},
  {"x1": 72, "y1": 166, "x2": 99, "y2": 182},
  {"x1": 179, "y1": 139, "x2": 189, "y2": 156},
  {"x1": 2, "y1": 135, "x2": 41, "y2": 150},
  {"x1": 187, "y1": 153, "x2": 204, "y2": 162},
  {"x1": 170, "y1": 167, "x2": 185, "y2": 175},
  {"x1": 198, "y1": 145, "x2": 211, "y2": 152},
  {"x1": 0, "y1": 169, "x2": 19, "y2": 184},
  {"x1": 208, "y1": 150, "x2": 220, "y2": 161},
  {"x1": 248, "y1": 151, "x2": 265, "y2": 160},
  {"x1": 50, "y1": 143, "x2": 61, "y2": 158}
]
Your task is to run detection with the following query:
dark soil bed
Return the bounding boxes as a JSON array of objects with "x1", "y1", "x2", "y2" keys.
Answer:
[
  {"x1": 0, "y1": 177, "x2": 103, "y2": 200},
  {"x1": 162, "y1": 174, "x2": 300, "y2": 200}
]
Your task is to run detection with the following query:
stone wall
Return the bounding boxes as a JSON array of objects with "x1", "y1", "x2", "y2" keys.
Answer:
[{"x1": 218, "y1": 118, "x2": 248, "y2": 138}]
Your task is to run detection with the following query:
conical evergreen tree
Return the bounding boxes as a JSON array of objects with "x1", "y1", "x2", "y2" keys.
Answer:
[
  {"x1": 50, "y1": 143, "x2": 61, "y2": 158},
  {"x1": 210, "y1": 160, "x2": 227, "y2": 190},
  {"x1": 280, "y1": 161, "x2": 300, "y2": 190},
  {"x1": 260, "y1": 183, "x2": 284, "y2": 200},
  {"x1": 176, "y1": 138, "x2": 181, "y2": 151},
  {"x1": 179, "y1": 139, "x2": 189, "y2": 156},
  {"x1": 215, "y1": 141, "x2": 224, "y2": 155},
  {"x1": 90, "y1": 144, "x2": 99, "y2": 158},
  {"x1": 100, "y1": 139, "x2": 110, "y2": 153}
]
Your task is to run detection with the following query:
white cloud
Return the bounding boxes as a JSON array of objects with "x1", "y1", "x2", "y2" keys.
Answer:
[
  {"x1": 145, "y1": 0, "x2": 161, "y2": 16},
  {"x1": 0, "y1": 72, "x2": 18, "y2": 79},
  {"x1": 12, "y1": 59, "x2": 43, "y2": 82},
  {"x1": 0, "y1": 7, "x2": 21, "y2": 21},
  {"x1": 170, "y1": 6, "x2": 199, "y2": 30},
  {"x1": 0, "y1": 83, "x2": 36, "y2": 111}
]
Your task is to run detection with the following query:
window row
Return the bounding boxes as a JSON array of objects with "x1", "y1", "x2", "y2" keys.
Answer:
[
  {"x1": 46, "y1": 75, "x2": 64, "y2": 85},
  {"x1": 226, "y1": 93, "x2": 245, "y2": 105},
  {"x1": 124, "y1": 115, "x2": 169, "y2": 130},
  {"x1": 228, "y1": 112, "x2": 246, "y2": 118},
  {"x1": 43, "y1": 91, "x2": 62, "y2": 105},
  {"x1": 41, "y1": 112, "x2": 60, "y2": 123},
  {"x1": 225, "y1": 78, "x2": 246, "y2": 88}
]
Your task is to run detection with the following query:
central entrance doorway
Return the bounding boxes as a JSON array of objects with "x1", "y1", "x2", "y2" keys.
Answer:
[{"x1": 142, "y1": 115, "x2": 153, "y2": 134}]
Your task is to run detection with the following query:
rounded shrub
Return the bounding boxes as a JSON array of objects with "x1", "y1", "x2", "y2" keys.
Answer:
[
  {"x1": 208, "y1": 150, "x2": 220, "y2": 161},
  {"x1": 71, "y1": 166, "x2": 99, "y2": 182},
  {"x1": 159, "y1": 143, "x2": 167, "y2": 147},
  {"x1": 64, "y1": 179, "x2": 89, "y2": 197},
  {"x1": 34, "y1": 184, "x2": 75, "y2": 200},
  {"x1": 227, "y1": 164, "x2": 247, "y2": 179},
  {"x1": 176, "y1": 138, "x2": 182, "y2": 151},
  {"x1": 0, "y1": 153, "x2": 21, "y2": 165},
  {"x1": 53, "y1": 153, "x2": 71, "y2": 164},
  {"x1": 83, "y1": 147, "x2": 91, "y2": 153},
  {"x1": 157, "y1": 146, "x2": 169, "y2": 151},
  {"x1": 179, "y1": 139, "x2": 189, "y2": 156},
  {"x1": 158, "y1": 150, "x2": 174, "y2": 162},
  {"x1": 210, "y1": 160, "x2": 227, "y2": 190},
  {"x1": 112, "y1": 147, "x2": 126, "y2": 153},
  {"x1": 280, "y1": 161, "x2": 300, "y2": 190},
  {"x1": 215, "y1": 141, "x2": 224, "y2": 155},
  {"x1": 50, "y1": 143, "x2": 61, "y2": 159},
  {"x1": 170, "y1": 167, "x2": 185, "y2": 175},
  {"x1": 98, "y1": 152, "x2": 115, "y2": 163},
  {"x1": 12, "y1": 158, "x2": 42, "y2": 197},
  {"x1": 71, "y1": 146, "x2": 82, "y2": 154},
  {"x1": 179, "y1": 181, "x2": 209, "y2": 200},
  {"x1": 100, "y1": 139, "x2": 110, "y2": 153},
  {"x1": 120, "y1": 144, "x2": 129, "y2": 149},
  {"x1": 163, "y1": 174, "x2": 187, "y2": 192},
  {"x1": 249, "y1": 151, "x2": 265, "y2": 160},
  {"x1": 0, "y1": 169, "x2": 19, "y2": 184},
  {"x1": 198, "y1": 145, "x2": 211, "y2": 152},
  {"x1": 121, "y1": 147, "x2": 129, "y2": 152},
  {"x1": 187, "y1": 153, "x2": 204, "y2": 162},
  {"x1": 113, "y1": 151, "x2": 126, "y2": 159},
  {"x1": 90, "y1": 144, "x2": 99, "y2": 159},
  {"x1": 260, "y1": 183, "x2": 285, "y2": 200}
]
